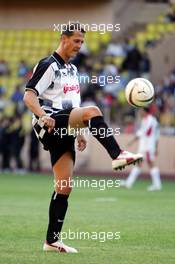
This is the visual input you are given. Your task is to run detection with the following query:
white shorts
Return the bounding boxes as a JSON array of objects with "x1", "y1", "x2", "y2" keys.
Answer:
[{"x1": 138, "y1": 147, "x2": 156, "y2": 162}]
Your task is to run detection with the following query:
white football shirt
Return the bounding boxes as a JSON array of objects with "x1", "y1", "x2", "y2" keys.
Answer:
[
  {"x1": 136, "y1": 114, "x2": 160, "y2": 153},
  {"x1": 26, "y1": 52, "x2": 81, "y2": 111}
]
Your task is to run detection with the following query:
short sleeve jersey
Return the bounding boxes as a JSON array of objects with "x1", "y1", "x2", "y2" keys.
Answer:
[{"x1": 26, "y1": 52, "x2": 81, "y2": 110}]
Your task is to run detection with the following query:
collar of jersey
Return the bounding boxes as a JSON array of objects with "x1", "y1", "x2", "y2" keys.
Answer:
[{"x1": 52, "y1": 52, "x2": 65, "y2": 66}]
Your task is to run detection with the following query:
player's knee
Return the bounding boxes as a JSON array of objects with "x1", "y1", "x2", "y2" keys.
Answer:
[
  {"x1": 55, "y1": 185, "x2": 72, "y2": 195},
  {"x1": 83, "y1": 106, "x2": 102, "y2": 122},
  {"x1": 54, "y1": 177, "x2": 72, "y2": 195},
  {"x1": 89, "y1": 106, "x2": 102, "y2": 117}
]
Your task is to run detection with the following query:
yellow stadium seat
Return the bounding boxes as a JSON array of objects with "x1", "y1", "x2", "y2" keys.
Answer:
[
  {"x1": 14, "y1": 30, "x2": 24, "y2": 40},
  {"x1": 137, "y1": 43, "x2": 146, "y2": 52},
  {"x1": 117, "y1": 90, "x2": 126, "y2": 105},
  {"x1": 145, "y1": 32, "x2": 157, "y2": 42},
  {"x1": 113, "y1": 57, "x2": 124, "y2": 67},
  {"x1": 156, "y1": 23, "x2": 166, "y2": 34},
  {"x1": 157, "y1": 14, "x2": 165, "y2": 23},
  {"x1": 146, "y1": 23, "x2": 157, "y2": 33},
  {"x1": 86, "y1": 42, "x2": 99, "y2": 53},
  {"x1": 22, "y1": 113, "x2": 32, "y2": 134},
  {"x1": 23, "y1": 30, "x2": 33, "y2": 39},
  {"x1": 0, "y1": 18, "x2": 173, "y2": 103},
  {"x1": 100, "y1": 32, "x2": 111, "y2": 45},
  {"x1": 103, "y1": 56, "x2": 112, "y2": 63},
  {"x1": 135, "y1": 32, "x2": 147, "y2": 43},
  {"x1": 165, "y1": 23, "x2": 175, "y2": 33},
  {"x1": 129, "y1": 38, "x2": 136, "y2": 46},
  {"x1": 3, "y1": 103, "x2": 16, "y2": 117}
]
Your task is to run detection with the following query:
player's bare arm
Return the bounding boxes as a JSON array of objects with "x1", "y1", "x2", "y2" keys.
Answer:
[{"x1": 23, "y1": 90, "x2": 55, "y2": 133}]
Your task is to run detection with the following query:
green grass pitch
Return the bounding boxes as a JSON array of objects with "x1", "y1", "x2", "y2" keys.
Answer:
[{"x1": 0, "y1": 173, "x2": 175, "y2": 264}]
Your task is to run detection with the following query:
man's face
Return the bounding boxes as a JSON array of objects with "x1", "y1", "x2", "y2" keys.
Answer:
[{"x1": 62, "y1": 31, "x2": 84, "y2": 58}]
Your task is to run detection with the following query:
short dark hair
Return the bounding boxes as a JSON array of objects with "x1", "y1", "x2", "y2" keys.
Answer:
[{"x1": 61, "y1": 22, "x2": 86, "y2": 36}]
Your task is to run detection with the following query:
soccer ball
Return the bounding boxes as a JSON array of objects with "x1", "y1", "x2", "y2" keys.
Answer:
[{"x1": 125, "y1": 78, "x2": 155, "y2": 107}]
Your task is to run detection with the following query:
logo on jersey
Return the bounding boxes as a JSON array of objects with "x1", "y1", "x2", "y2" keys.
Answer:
[{"x1": 63, "y1": 84, "x2": 80, "y2": 94}]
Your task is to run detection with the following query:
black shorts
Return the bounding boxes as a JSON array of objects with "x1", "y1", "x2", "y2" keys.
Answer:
[{"x1": 39, "y1": 108, "x2": 76, "y2": 167}]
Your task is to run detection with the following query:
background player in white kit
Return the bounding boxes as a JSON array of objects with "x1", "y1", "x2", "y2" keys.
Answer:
[{"x1": 121, "y1": 107, "x2": 162, "y2": 191}]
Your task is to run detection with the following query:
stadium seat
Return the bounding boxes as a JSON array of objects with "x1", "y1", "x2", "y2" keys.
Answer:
[
  {"x1": 113, "y1": 56, "x2": 124, "y2": 67},
  {"x1": 100, "y1": 32, "x2": 111, "y2": 45},
  {"x1": 156, "y1": 23, "x2": 166, "y2": 35},
  {"x1": 165, "y1": 23, "x2": 175, "y2": 33},
  {"x1": 156, "y1": 14, "x2": 165, "y2": 23},
  {"x1": 117, "y1": 90, "x2": 126, "y2": 105},
  {"x1": 0, "y1": 18, "x2": 174, "y2": 97}
]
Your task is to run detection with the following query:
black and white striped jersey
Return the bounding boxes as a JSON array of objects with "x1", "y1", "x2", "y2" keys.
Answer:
[{"x1": 26, "y1": 52, "x2": 81, "y2": 111}]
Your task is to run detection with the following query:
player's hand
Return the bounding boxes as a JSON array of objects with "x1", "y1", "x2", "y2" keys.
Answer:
[
  {"x1": 77, "y1": 134, "x2": 87, "y2": 152},
  {"x1": 41, "y1": 115, "x2": 55, "y2": 133}
]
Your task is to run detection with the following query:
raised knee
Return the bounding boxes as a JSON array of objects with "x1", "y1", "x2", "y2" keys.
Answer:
[
  {"x1": 89, "y1": 106, "x2": 102, "y2": 116},
  {"x1": 83, "y1": 106, "x2": 102, "y2": 122},
  {"x1": 54, "y1": 178, "x2": 72, "y2": 195},
  {"x1": 55, "y1": 186, "x2": 72, "y2": 195}
]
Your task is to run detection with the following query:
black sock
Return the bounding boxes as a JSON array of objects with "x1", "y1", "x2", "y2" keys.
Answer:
[
  {"x1": 89, "y1": 116, "x2": 121, "y2": 159},
  {"x1": 46, "y1": 192, "x2": 69, "y2": 244}
]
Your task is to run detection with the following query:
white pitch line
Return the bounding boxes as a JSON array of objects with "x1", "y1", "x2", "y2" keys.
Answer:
[{"x1": 95, "y1": 197, "x2": 117, "y2": 202}]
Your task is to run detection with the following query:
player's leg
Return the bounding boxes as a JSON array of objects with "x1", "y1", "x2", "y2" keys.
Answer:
[
  {"x1": 69, "y1": 106, "x2": 143, "y2": 170},
  {"x1": 147, "y1": 152, "x2": 162, "y2": 191},
  {"x1": 32, "y1": 112, "x2": 77, "y2": 252},
  {"x1": 121, "y1": 149, "x2": 145, "y2": 188},
  {"x1": 44, "y1": 152, "x2": 77, "y2": 253},
  {"x1": 121, "y1": 164, "x2": 142, "y2": 188},
  {"x1": 69, "y1": 105, "x2": 121, "y2": 156}
]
